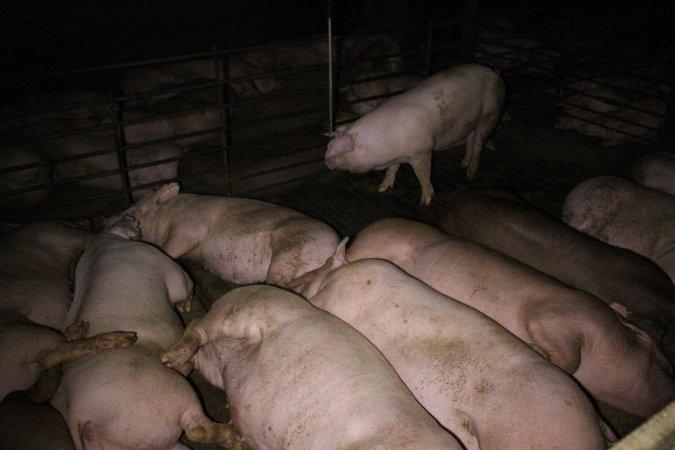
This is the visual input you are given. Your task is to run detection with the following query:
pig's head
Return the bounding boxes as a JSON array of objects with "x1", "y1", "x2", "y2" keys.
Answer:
[
  {"x1": 288, "y1": 237, "x2": 349, "y2": 298},
  {"x1": 103, "y1": 182, "x2": 181, "y2": 232},
  {"x1": 325, "y1": 130, "x2": 354, "y2": 170}
]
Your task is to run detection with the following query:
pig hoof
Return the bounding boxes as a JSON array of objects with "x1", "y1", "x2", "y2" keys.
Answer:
[
  {"x1": 65, "y1": 321, "x2": 90, "y2": 341},
  {"x1": 176, "y1": 298, "x2": 192, "y2": 313},
  {"x1": 97, "y1": 331, "x2": 138, "y2": 349},
  {"x1": 161, "y1": 345, "x2": 192, "y2": 369}
]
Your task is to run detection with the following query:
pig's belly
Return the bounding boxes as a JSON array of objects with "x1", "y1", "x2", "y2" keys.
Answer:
[{"x1": 199, "y1": 239, "x2": 272, "y2": 284}]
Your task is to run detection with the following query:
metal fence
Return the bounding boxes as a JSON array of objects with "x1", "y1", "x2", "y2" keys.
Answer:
[{"x1": 1, "y1": 1, "x2": 673, "y2": 223}]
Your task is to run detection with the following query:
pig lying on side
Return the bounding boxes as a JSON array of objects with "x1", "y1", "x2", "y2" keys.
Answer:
[
  {"x1": 0, "y1": 311, "x2": 136, "y2": 402},
  {"x1": 325, "y1": 63, "x2": 505, "y2": 205},
  {"x1": 292, "y1": 244, "x2": 612, "y2": 450},
  {"x1": 52, "y1": 216, "x2": 238, "y2": 449},
  {"x1": 439, "y1": 187, "x2": 675, "y2": 344},
  {"x1": 0, "y1": 398, "x2": 75, "y2": 450},
  {"x1": 104, "y1": 182, "x2": 340, "y2": 287},
  {"x1": 161, "y1": 285, "x2": 462, "y2": 450},
  {"x1": 0, "y1": 221, "x2": 94, "y2": 330},
  {"x1": 631, "y1": 152, "x2": 675, "y2": 196},
  {"x1": 342, "y1": 218, "x2": 674, "y2": 417},
  {"x1": 563, "y1": 175, "x2": 675, "y2": 284}
]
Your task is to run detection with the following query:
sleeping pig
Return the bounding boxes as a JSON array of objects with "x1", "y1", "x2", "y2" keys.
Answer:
[
  {"x1": 439, "y1": 187, "x2": 675, "y2": 345},
  {"x1": 563, "y1": 175, "x2": 675, "y2": 284},
  {"x1": 104, "y1": 182, "x2": 340, "y2": 287},
  {"x1": 325, "y1": 63, "x2": 505, "y2": 205},
  {"x1": 343, "y1": 217, "x2": 674, "y2": 418},
  {"x1": 161, "y1": 285, "x2": 462, "y2": 450},
  {"x1": 0, "y1": 221, "x2": 94, "y2": 330},
  {"x1": 51, "y1": 215, "x2": 238, "y2": 449},
  {"x1": 0, "y1": 311, "x2": 136, "y2": 402},
  {"x1": 631, "y1": 151, "x2": 675, "y2": 196},
  {"x1": 291, "y1": 241, "x2": 613, "y2": 450}
]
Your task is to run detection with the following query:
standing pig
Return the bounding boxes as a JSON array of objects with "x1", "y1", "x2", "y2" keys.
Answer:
[
  {"x1": 631, "y1": 151, "x2": 675, "y2": 196},
  {"x1": 340, "y1": 218, "x2": 674, "y2": 418},
  {"x1": 51, "y1": 216, "x2": 238, "y2": 449},
  {"x1": 325, "y1": 63, "x2": 505, "y2": 205},
  {"x1": 161, "y1": 285, "x2": 462, "y2": 450},
  {"x1": 439, "y1": 187, "x2": 675, "y2": 344},
  {"x1": 563, "y1": 175, "x2": 675, "y2": 284},
  {"x1": 292, "y1": 244, "x2": 612, "y2": 450},
  {"x1": 104, "y1": 182, "x2": 340, "y2": 287}
]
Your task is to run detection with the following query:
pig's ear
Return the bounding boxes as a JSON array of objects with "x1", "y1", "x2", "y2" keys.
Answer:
[
  {"x1": 157, "y1": 183, "x2": 181, "y2": 204},
  {"x1": 326, "y1": 135, "x2": 354, "y2": 160}
]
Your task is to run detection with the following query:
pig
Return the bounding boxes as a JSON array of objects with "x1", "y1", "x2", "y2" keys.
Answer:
[
  {"x1": 0, "y1": 398, "x2": 75, "y2": 450},
  {"x1": 6, "y1": 117, "x2": 185, "y2": 201},
  {"x1": 0, "y1": 139, "x2": 53, "y2": 209},
  {"x1": 51, "y1": 216, "x2": 238, "y2": 449},
  {"x1": 0, "y1": 311, "x2": 137, "y2": 402},
  {"x1": 340, "y1": 218, "x2": 675, "y2": 417},
  {"x1": 340, "y1": 72, "x2": 424, "y2": 115},
  {"x1": 39, "y1": 131, "x2": 185, "y2": 201},
  {"x1": 554, "y1": 77, "x2": 665, "y2": 146},
  {"x1": 103, "y1": 182, "x2": 340, "y2": 287},
  {"x1": 631, "y1": 151, "x2": 675, "y2": 196},
  {"x1": 119, "y1": 92, "x2": 222, "y2": 147},
  {"x1": 161, "y1": 285, "x2": 462, "y2": 450},
  {"x1": 0, "y1": 221, "x2": 94, "y2": 329},
  {"x1": 562, "y1": 175, "x2": 675, "y2": 284},
  {"x1": 325, "y1": 63, "x2": 505, "y2": 205},
  {"x1": 438, "y1": 187, "x2": 675, "y2": 345},
  {"x1": 292, "y1": 245, "x2": 613, "y2": 449}
]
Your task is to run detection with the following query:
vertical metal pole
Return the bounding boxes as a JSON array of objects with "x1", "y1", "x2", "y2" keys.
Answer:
[
  {"x1": 213, "y1": 46, "x2": 232, "y2": 194},
  {"x1": 108, "y1": 93, "x2": 132, "y2": 205},
  {"x1": 327, "y1": 0, "x2": 335, "y2": 136},
  {"x1": 459, "y1": 0, "x2": 479, "y2": 61},
  {"x1": 660, "y1": 74, "x2": 675, "y2": 149},
  {"x1": 556, "y1": 2, "x2": 578, "y2": 99},
  {"x1": 426, "y1": 20, "x2": 434, "y2": 75}
]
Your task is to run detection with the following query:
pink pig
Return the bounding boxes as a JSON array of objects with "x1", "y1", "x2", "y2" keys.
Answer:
[
  {"x1": 104, "y1": 182, "x2": 340, "y2": 287},
  {"x1": 161, "y1": 285, "x2": 462, "y2": 450},
  {"x1": 292, "y1": 242, "x2": 613, "y2": 450},
  {"x1": 344, "y1": 217, "x2": 674, "y2": 418},
  {"x1": 325, "y1": 63, "x2": 505, "y2": 205},
  {"x1": 51, "y1": 216, "x2": 238, "y2": 449}
]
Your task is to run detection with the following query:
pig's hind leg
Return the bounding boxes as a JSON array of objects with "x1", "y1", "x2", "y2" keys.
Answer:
[
  {"x1": 409, "y1": 155, "x2": 434, "y2": 206},
  {"x1": 460, "y1": 114, "x2": 501, "y2": 180}
]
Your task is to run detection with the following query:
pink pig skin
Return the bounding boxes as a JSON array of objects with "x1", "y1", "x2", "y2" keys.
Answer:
[
  {"x1": 439, "y1": 187, "x2": 675, "y2": 345},
  {"x1": 563, "y1": 175, "x2": 675, "y2": 285},
  {"x1": 51, "y1": 220, "x2": 237, "y2": 449},
  {"x1": 104, "y1": 182, "x2": 340, "y2": 288},
  {"x1": 631, "y1": 151, "x2": 675, "y2": 196},
  {"x1": 293, "y1": 245, "x2": 612, "y2": 450},
  {"x1": 325, "y1": 63, "x2": 505, "y2": 206},
  {"x1": 0, "y1": 221, "x2": 94, "y2": 330},
  {"x1": 161, "y1": 285, "x2": 462, "y2": 450},
  {"x1": 346, "y1": 217, "x2": 675, "y2": 418}
]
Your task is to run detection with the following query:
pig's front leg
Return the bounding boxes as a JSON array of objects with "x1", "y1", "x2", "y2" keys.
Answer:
[
  {"x1": 161, "y1": 234, "x2": 200, "y2": 260},
  {"x1": 409, "y1": 155, "x2": 434, "y2": 206},
  {"x1": 377, "y1": 164, "x2": 400, "y2": 193}
]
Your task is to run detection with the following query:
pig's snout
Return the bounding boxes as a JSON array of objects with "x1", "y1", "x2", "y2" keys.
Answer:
[{"x1": 325, "y1": 135, "x2": 355, "y2": 170}]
